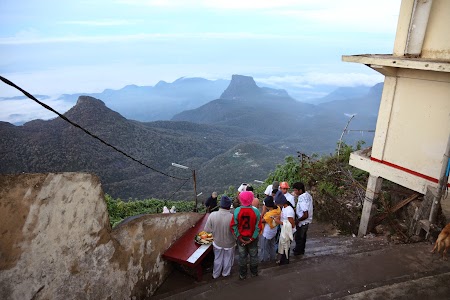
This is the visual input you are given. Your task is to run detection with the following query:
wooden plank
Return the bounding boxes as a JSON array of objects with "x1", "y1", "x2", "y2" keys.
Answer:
[{"x1": 372, "y1": 193, "x2": 420, "y2": 225}]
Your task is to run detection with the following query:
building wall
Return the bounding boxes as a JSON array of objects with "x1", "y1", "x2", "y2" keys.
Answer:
[
  {"x1": 0, "y1": 173, "x2": 202, "y2": 300},
  {"x1": 393, "y1": 0, "x2": 450, "y2": 59},
  {"x1": 422, "y1": 0, "x2": 450, "y2": 59},
  {"x1": 372, "y1": 69, "x2": 450, "y2": 181},
  {"x1": 360, "y1": 0, "x2": 450, "y2": 191}
]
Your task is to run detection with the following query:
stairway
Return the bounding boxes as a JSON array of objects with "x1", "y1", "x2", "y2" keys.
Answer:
[{"x1": 152, "y1": 223, "x2": 450, "y2": 299}]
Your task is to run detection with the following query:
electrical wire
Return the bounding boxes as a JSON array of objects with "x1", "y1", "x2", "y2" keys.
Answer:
[
  {"x1": 169, "y1": 177, "x2": 193, "y2": 201},
  {"x1": 0, "y1": 75, "x2": 189, "y2": 181}
]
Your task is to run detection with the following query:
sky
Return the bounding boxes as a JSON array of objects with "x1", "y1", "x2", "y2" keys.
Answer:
[{"x1": 0, "y1": 0, "x2": 401, "y2": 120}]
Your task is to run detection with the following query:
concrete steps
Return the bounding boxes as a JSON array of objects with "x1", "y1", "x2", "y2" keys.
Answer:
[{"x1": 152, "y1": 230, "x2": 450, "y2": 299}]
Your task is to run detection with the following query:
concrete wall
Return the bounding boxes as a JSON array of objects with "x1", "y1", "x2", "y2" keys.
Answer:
[
  {"x1": 349, "y1": 0, "x2": 450, "y2": 193},
  {"x1": 371, "y1": 69, "x2": 450, "y2": 180},
  {"x1": 422, "y1": 0, "x2": 450, "y2": 59},
  {"x1": 394, "y1": 0, "x2": 450, "y2": 59},
  {"x1": 0, "y1": 173, "x2": 202, "y2": 300}
]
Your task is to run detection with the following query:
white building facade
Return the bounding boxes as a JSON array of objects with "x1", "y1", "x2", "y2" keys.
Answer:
[{"x1": 343, "y1": 0, "x2": 450, "y2": 236}]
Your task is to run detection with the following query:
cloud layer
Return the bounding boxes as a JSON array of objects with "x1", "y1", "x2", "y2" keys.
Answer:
[{"x1": 0, "y1": 0, "x2": 400, "y2": 107}]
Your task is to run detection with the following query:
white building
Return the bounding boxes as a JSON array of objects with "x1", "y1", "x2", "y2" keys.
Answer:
[{"x1": 343, "y1": 0, "x2": 450, "y2": 236}]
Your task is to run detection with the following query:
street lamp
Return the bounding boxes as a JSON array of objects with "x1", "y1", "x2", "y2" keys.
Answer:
[
  {"x1": 337, "y1": 114, "x2": 355, "y2": 157},
  {"x1": 171, "y1": 162, "x2": 198, "y2": 212}
]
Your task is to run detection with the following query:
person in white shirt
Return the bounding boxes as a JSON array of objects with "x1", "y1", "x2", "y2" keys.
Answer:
[
  {"x1": 279, "y1": 181, "x2": 295, "y2": 208},
  {"x1": 292, "y1": 182, "x2": 313, "y2": 256},
  {"x1": 264, "y1": 181, "x2": 279, "y2": 196},
  {"x1": 262, "y1": 181, "x2": 279, "y2": 217},
  {"x1": 273, "y1": 190, "x2": 295, "y2": 265},
  {"x1": 238, "y1": 183, "x2": 248, "y2": 193}
]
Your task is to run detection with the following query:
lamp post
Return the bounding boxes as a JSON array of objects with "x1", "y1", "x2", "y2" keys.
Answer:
[
  {"x1": 171, "y1": 162, "x2": 198, "y2": 212},
  {"x1": 337, "y1": 114, "x2": 355, "y2": 158}
]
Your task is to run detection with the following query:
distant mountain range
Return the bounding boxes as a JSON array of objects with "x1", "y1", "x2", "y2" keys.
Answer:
[
  {"x1": 0, "y1": 75, "x2": 383, "y2": 200},
  {"x1": 173, "y1": 75, "x2": 381, "y2": 154},
  {"x1": 56, "y1": 77, "x2": 230, "y2": 122},
  {"x1": 1, "y1": 75, "x2": 381, "y2": 125}
]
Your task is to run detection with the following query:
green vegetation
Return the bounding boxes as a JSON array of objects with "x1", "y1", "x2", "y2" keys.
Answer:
[
  {"x1": 105, "y1": 194, "x2": 206, "y2": 227},
  {"x1": 265, "y1": 141, "x2": 368, "y2": 234},
  {"x1": 106, "y1": 141, "x2": 369, "y2": 233},
  {"x1": 267, "y1": 141, "x2": 365, "y2": 190}
]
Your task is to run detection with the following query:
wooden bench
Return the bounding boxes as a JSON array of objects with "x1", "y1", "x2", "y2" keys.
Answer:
[{"x1": 162, "y1": 213, "x2": 212, "y2": 281}]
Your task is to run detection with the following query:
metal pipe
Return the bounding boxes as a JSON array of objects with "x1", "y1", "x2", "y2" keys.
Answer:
[
  {"x1": 193, "y1": 169, "x2": 198, "y2": 212},
  {"x1": 429, "y1": 134, "x2": 450, "y2": 224},
  {"x1": 337, "y1": 114, "x2": 355, "y2": 157},
  {"x1": 171, "y1": 162, "x2": 189, "y2": 169},
  {"x1": 172, "y1": 162, "x2": 198, "y2": 212}
]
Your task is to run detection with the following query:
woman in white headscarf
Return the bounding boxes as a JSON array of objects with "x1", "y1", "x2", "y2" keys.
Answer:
[{"x1": 273, "y1": 190, "x2": 295, "y2": 265}]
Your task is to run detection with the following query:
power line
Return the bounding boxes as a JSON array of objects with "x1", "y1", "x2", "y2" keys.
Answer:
[
  {"x1": 169, "y1": 177, "x2": 193, "y2": 201},
  {"x1": 344, "y1": 129, "x2": 375, "y2": 133},
  {"x1": 0, "y1": 75, "x2": 189, "y2": 181}
]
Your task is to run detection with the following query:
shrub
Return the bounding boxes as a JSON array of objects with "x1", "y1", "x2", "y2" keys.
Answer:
[{"x1": 105, "y1": 194, "x2": 205, "y2": 227}]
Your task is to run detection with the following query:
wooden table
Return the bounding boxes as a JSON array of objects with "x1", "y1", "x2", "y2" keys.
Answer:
[{"x1": 162, "y1": 213, "x2": 212, "y2": 280}]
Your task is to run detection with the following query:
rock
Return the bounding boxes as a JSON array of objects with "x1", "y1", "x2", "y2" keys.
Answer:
[
  {"x1": 375, "y1": 224, "x2": 386, "y2": 234},
  {"x1": 409, "y1": 235, "x2": 424, "y2": 243},
  {"x1": 220, "y1": 75, "x2": 261, "y2": 99}
]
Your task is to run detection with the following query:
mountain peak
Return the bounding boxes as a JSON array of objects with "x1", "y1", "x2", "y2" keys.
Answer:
[
  {"x1": 369, "y1": 82, "x2": 384, "y2": 97},
  {"x1": 220, "y1": 75, "x2": 261, "y2": 99},
  {"x1": 64, "y1": 96, "x2": 126, "y2": 125},
  {"x1": 154, "y1": 80, "x2": 168, "y2": 88},
  {"x1": 76, "y1": 95, "x2": 106, "y2": 107}
]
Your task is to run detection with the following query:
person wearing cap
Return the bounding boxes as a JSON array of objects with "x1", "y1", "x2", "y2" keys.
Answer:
[
  {"x1": 230, "y1": 191, "x2": 263, "y2": 280},
  {"x1": 205, "y1": 192, "x2": 219, "y2": 213},
  {"x1": 204, "y1": 195, "x2": 236, "y2": 279},
  {"x1": 262, "y1": 181, "x2": 279, "y2": 217},
  {"x1": 259, "y1": 196, "x2": 281, "y2": 262},
  {"x1": 279, "y1": 181, "x2": 295, "y2": 208},
  {"x1": 292, "y1": 182, "x2": 314, "y2": 256},
  {"x1": 264, "y1": 181, "x2": 279, "y2": 196},
  {"x1": 273, "y1": 190, "x2": 296, "y2": 265}
]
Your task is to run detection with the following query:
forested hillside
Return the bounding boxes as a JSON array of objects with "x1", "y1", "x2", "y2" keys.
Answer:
[{"x1": 1, "y1": 76, "x2": 382, "y2": 201}]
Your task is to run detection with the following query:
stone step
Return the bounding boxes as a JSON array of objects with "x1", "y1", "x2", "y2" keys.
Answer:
[
  {"x1": 153, "y1": 234, "x2": 391, "y2": 299},
  {"x1": 153, "y1": 240, "x2": 450, "y2": 299}
]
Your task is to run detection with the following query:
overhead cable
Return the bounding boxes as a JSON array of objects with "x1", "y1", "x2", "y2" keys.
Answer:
[{"x1": 169, "y1": 177, "x2": 193, "y2": 201}]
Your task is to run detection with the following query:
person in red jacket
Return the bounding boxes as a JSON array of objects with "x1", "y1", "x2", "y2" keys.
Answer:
[{"x1": 230, "y1": 191, "x2": 263, "y2": 280}]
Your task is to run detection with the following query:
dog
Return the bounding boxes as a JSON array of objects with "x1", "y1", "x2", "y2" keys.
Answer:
[{"x1": 431, "y1": 223, "x2": 450, "y2": 260}]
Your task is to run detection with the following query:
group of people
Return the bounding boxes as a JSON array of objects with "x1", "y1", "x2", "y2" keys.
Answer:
[
  {"x1": 162, "y1": 206, "x2": 177, "y2": 213},
  {"x1": 203, "y1": 181, "x2": 314, "y2": 280}
]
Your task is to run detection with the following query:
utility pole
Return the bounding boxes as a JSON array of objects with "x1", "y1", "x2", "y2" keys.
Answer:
[
  {"x1": 192, "y1": 169, "x2": 198, "y2": 212},
  {"x1": 171, "y1": 162, "x2": 198, "y2": 213},
  {"x1": 337, "y1": 114, "x2": 355, "y2": 157}
]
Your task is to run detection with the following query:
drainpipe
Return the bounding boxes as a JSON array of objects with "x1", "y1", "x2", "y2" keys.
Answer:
[
  {"x1": 405, "y1": 0, "x2": 433, "y2": 56},
  {"x1": 429, "y1": 134, "x2": 450, "y2": 224}
]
